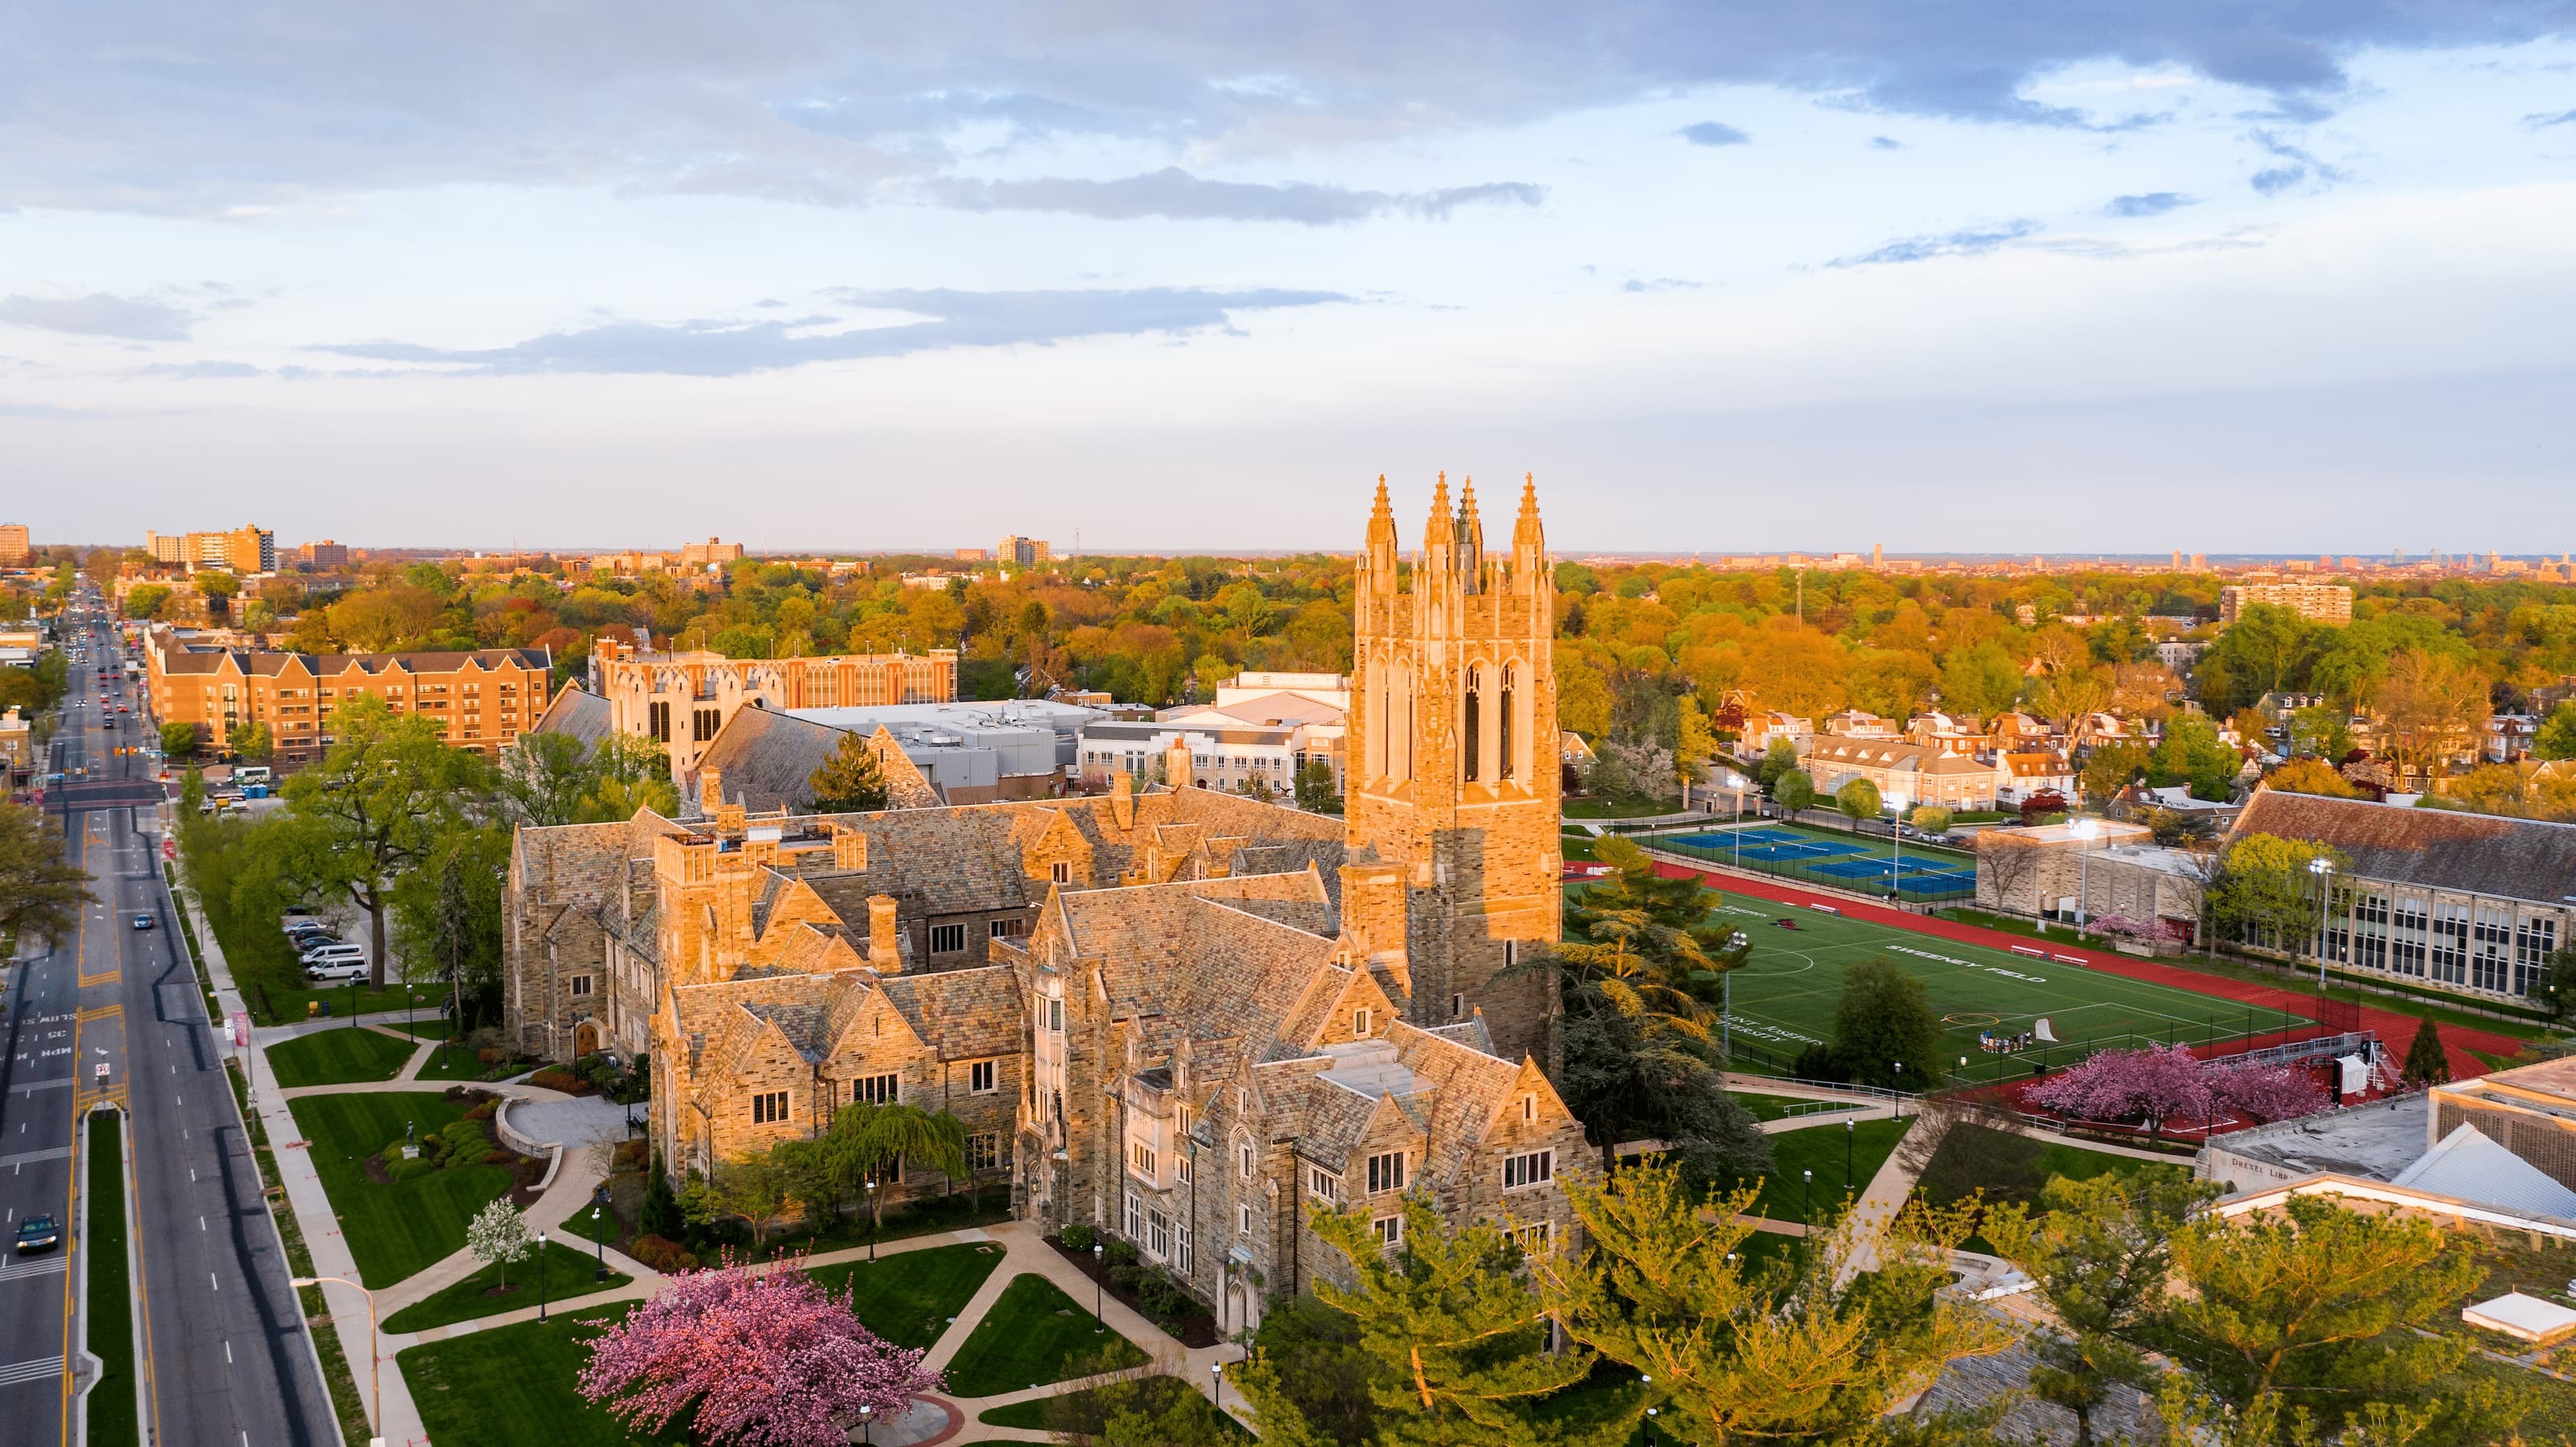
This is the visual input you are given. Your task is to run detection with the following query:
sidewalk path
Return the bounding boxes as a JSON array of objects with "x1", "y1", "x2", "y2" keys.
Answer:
[{"x1": 1657, "y1": 855, "x2": 2524, "y2": 1080}]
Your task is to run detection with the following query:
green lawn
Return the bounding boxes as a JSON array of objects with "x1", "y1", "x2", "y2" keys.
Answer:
[
  {"x1": 942, "y1": 1272, "x2": 1147, "y2": 1398},
  {"x1": 1565, "y1": 796, "x2": 1682, "y2": 819},
  {"x1": 1687, "y1": 882, "x2": 2315, "y2": 1087},
  {"x1": 89, "y1": 1112, "x2": 137, "y2": 1447},
  {"x1": 263, "y1": 1027, "x2": 419, "y2": 1088},
  {"x1": 979, "y1": 1374, "x2": 1252, "y2": 1437},
  {"x1": 288, "y1": 1092, "x2": 517, "y2": 1288},
  {"x1": 1725, "y1": 1091, "x2": 1865, "y2": 1123},
  {"x1": 414, "y1": 1043, "x2": 517, "y2": 1082},
  {"x1": 807, "y1": 1241, "x2": 1006, "y2": 1350},
  {"x1": 1910, "y1": 1122, "x2": 2190, "y2": 1252},
  {"x1": 1733, "y1": 1115, "x2": 1913, "y2": 1224},
  {"x1": 398, "y1": 1307, "x2": 688, "y2": 1447},
  {"x1": 382, "y1": 1239, "x2": 631, "y2": 1334}
]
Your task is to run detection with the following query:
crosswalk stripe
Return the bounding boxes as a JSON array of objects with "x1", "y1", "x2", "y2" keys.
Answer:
[
  {"x1": 0, "y1": 1354, "x2": 65, "y2": 1386},
  {"x1": 0, "y1": 1255, "x2": 68, "y2": 1284},
  {"x1": 0, "y1": 1147, "x2": 71, "y2": 1169}
]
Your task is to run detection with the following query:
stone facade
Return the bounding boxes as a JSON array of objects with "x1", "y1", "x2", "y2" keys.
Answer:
[
  {"x1": 502, "y1": 475, "x2": 1579, "y2": 1334},
  {"x1": 589, "y1": 638, "x2": 958, "y2": 782},
  {"x1": 1346, "y1": 475, "x2": 1563, "y2": 1066}
]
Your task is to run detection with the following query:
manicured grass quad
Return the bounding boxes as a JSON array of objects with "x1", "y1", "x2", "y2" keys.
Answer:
[
  {"x1": 288, "y1": 1091, "x2": 517, "y2": 1288},
  {"x1": 262, "y1": 1026, "x2": 419, "y2": 1088},
  {"x1": 807, "y1": 1241, "x2": 1008, "y2": 1350},
  {"x1": 1702, "y1": 884, "x2": 2314, "y2": 1089},
  {"x1": 399, "y1": 1308, "x2": 689, "y2": 1447},
  {"x1": 979, "y1": 1373, "x2": 1253, "y2": 1437},
  {"x1": 1736, "y1": 1116, "x2": 1914, "y2": 1224},
  {"x1": 942, "y1": 1272, "x2": 1148, "y2": 1398},
  {"x1": 382, "y1": 1239, "x2": 633, "y2": 1334}
]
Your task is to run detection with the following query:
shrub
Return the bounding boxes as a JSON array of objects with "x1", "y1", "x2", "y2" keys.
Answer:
[
  {"x1": 641, "y1": 1170, "x2": 684, "y2": 1239},
  {"x1": 387, "y1": 1156, "x2": 442, "y2": 1185},
  {"x1": 613, "y1": 1138, "x2": 650, "y2": 1172},
  {"x1": 528, "y1": 1068, "x2": 584, "y2": 1094},
  {"x1": 628, "y1": 1235, "x2": 700, "y2": 1273},
  {"x1": 464, "y1": 1100, "x2": 497, "y2": 1121},
  {"x1": 483, "y1": 1149, "x2": 516, "y2": 1166},
  {"x1": 1060, "y1": 1222, "x2": 1095, "y2": 1252},
  {"x1": 1791, "y1": 1042, "x2": 1851, "y2": 1083},
  {"x1": 477, "y1": 1047, "x2": 509, "y2": 1065}
]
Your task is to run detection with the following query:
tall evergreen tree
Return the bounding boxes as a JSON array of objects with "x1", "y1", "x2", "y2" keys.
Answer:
[
  {"x1": 2400, "y1": 1015, "x2": 2450, "y2": 1087},
  {"x1": 807, "y1": 728, "x2": 890, "y2": 814}
]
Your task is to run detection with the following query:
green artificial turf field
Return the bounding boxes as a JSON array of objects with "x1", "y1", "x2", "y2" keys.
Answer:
[{"x1": 1699, "y1": 884, "x2": 2316, "y2": 1088}]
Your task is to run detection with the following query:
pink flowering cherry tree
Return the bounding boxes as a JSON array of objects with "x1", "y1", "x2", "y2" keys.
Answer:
[
  {"x1": 2025, "y1": 1044, "x2": 2216, "y2": 1139},
  {"x1": 2207, "y1": 1061, "x2": 2330, "y2": 1123},
  {"x1": 578, "y1": 1253, "x2": 941, "y2": 1447}
]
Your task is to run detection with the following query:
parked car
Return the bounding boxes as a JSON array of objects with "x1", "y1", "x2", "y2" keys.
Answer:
[
  {"x1": 303, "y1": 958, "x2": 369, "y2": 984},
  {"x1": 14, "y1": 1214, "x2": 60, "y2": 1254},
  {"x1": 298, "y1": 940, "x2": 354, "y2": 962}
]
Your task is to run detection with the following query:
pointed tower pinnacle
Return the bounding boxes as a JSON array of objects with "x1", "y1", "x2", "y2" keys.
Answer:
[
  {"x1": 1363, "y1": 474, "x2": 1399, "y2": 592},
  {"x1": 1422, "y1": 472, "x2": 1453, "y2": 547},
  {"x1": 1513, "y1": 472, "x2": 1544, "y2": 549},
  {"x1": 1455, "y1": 475, "x2": 1484, "y2": 592}
]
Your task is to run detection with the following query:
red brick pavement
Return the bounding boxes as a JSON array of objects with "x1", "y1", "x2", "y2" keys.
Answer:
[{"x1": 1653, "y1": 860, "x2": 2525, "y2": 1080}]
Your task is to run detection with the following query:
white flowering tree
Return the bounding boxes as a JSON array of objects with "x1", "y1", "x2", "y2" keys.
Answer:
[{"x1": 467, "y1": 1197, "x2": 534, "y2": 1292}]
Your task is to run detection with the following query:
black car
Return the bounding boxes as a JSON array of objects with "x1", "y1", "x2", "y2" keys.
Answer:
[{"x1": 15, "y1": 1215, "x2": 60, "y2": 1254}]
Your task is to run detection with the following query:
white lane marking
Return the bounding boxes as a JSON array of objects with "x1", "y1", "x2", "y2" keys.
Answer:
[
  {"x1": 200, "y1": 1216, "x2": 206, "y2": 1232},
  {"x1": 225, "y1": 1340, "x2": 233, "y2": 1365},
  {"x1": 210, "y1": 1272, "x2": 218, "y2": 1292}
]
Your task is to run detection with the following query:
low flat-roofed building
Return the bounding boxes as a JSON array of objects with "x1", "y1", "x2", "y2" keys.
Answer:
[{"x1": 2198, "y1": 1093, "x2": 2427, "y2": 1193}]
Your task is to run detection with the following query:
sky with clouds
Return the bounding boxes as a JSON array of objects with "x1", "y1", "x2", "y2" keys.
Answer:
[{"x1": 5, "y1": 2, "x2": 2575, "y2": 554}]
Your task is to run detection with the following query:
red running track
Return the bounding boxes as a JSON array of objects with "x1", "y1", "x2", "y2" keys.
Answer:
[{"x1": 1653, "y1": 860, "x2": 2525, "y2": 1081}]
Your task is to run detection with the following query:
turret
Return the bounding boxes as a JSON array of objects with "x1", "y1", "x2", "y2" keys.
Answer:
[{"x1": 1454, "y1": 476, "x2": 1484, "y2": 595}]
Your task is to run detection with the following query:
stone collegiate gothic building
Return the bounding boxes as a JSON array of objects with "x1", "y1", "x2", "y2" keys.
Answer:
[{"x1": 502, "y1": 478, "x2": 1579, "y2": 1333}]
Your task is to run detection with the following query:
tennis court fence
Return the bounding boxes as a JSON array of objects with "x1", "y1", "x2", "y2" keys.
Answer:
[{"x1": 1640, "y1": 829, "x2": 1979, "y2": 905}]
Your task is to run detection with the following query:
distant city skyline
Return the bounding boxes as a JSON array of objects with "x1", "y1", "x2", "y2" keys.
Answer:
[{"x1": 6, "y1": 6, "x2": 2576, "y2": 549}]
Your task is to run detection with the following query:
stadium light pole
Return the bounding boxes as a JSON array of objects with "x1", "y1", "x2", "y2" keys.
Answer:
[
  {"x1": 2309, "y1": 856, "x2": 2334, "y2": 987},
  {"x1": 2069, "y1": 818, "x2": 2099, "y2": 931},
  {"x1": 1886, "y1": 789, "x2": 1907, "y2": 909}
]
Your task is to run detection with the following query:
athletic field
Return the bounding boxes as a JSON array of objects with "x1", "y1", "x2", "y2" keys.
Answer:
[
  {"x1": 1645, "y1": 821, "x2": 1980, "y2": 902},
  {"x1": 1699, "y1": 884, "x2": 2316, "y2": 1088}
]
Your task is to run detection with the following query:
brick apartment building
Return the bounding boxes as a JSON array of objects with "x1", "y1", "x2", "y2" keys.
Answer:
[{"x1": 143, "y1": 624, "x2": 551, "y2": 761}]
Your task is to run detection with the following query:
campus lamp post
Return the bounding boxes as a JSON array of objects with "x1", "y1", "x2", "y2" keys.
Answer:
[
  {"x1": 591, "y1": 1204, "x2": 609, "y2": 1280},
  {"x1": 1211, "y1": 1361, "x2": 1224, "y2": 1408},
  {"x1": 859, "y1": 1404, "x2": 873, "y2": 1445},
  {"x1": 1886, "y1": 791, "x2": 1907, "y2": 908},
  {"x1": 538, "y1": 1230, "x2": 549, "y2": 1321},
  {"x1": 866, "y1": 1180, "x2": 878, "y2": 1262},
  {"x1": 1092, "y1": 1242, "x2": 1105, "y2": 1332},
  {"x1": 1844, "y1": 1118, "x2": 1854, "y2": 1192},
  {"x1": 2069, "y1": 818, "x2": 2100, "y2": 931},
  {"x1": 1802, "y1": 1169, "x2": 1813, "y2": 1225},
  {"x1": 291, "y1": 1275, "x2": 379, "y2": 1431},
  {"x1": 2310, "y1": 856, "x2": 2335, "y2": 986}
]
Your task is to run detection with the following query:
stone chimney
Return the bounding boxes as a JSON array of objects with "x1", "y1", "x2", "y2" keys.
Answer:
[
  {"x1": 867, "y1": 894, "x2": 902, "y2": 971},
  {"x1": 1110, "y1": 769, "x2": 1135, "y2": 831},
  {"x1": 1163, "y1": 736, "x2": 1194, "y2": 789},
  {"x1": 699, "y1": 765, "x2": 724, "y2": 815}
]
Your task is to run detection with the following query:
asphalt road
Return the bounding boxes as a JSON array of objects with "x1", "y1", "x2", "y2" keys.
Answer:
[{"x1": 5, "y1": 600, "x2": 338, "y2": 1446}]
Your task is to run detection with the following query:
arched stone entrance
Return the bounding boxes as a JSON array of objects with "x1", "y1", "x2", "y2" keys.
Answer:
[{"x1": 572, "y1": 1021, "x2": 600, "y2": 1056}]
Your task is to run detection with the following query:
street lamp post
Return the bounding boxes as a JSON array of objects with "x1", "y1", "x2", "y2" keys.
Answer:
[
  {"x1": 591, "y1": 1204, "x2": 609, "y2": 1280},
  {"x1": 1802, "y1": 1169, "x2": 1812, "y2": 1225},
  {"x1": 538, "y1": 1230, "x2": 549, "y2": 1321},
  {"x1": 2069, "y1": 818, "x2": 2100, "y2": 931},
  {"x1": 1844, "y1": 1118, "x2": 1853, "y2": 1192},
  {"x1": 859, "y1": 1404, "x2": 873, "y2": 1445},
  {"x1": 866, "y1": 1180, "x2": 878, "y2": 1263},
  {"x1": 1886, "y1": 791, "x2": 1907, "y2": 908},
  {"x1": 2309, "y1": 856, "x2": 2335, "y2": 987},
  {"x1": 1211, "y1": 1360, "x2": 1224, "y2": 1408},
  {"x1": 1092, "y1": 1241, "x2": 1105, "y2": 1332},
  {"x1": 291, "y1": 1275, "x2": 380, "y2": 1432}
]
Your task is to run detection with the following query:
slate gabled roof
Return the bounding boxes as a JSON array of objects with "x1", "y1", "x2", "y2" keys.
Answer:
[{"x1": 2235, "y1": 789, "x2": 2576, "y2": 905}]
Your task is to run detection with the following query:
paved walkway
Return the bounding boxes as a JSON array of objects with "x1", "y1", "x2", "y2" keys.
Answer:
[{"x1": 1657, "y1": 855, "x2": 2529, "y2": 1080}]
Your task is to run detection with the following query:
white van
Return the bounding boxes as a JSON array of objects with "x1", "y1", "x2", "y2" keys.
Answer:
[{"x1": 304, "y1": 957, "x2": 369, "y2": 983}]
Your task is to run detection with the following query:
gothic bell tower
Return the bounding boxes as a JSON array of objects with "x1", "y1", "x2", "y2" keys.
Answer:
[{"x1": 1347, "y1": 473, "x2": 1563, "y2": 1064}]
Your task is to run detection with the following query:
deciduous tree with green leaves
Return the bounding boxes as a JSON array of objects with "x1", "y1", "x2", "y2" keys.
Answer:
[
  {"x1": 1534, "y1": 1159, "x2": 2009, "y2": 1446},
  {"x1": 2210, "y1": 833, "x2": 2349, "y2": 956},
  {"x1": 1236, "y1": 1193, "x2": 1608, "y2": 1447},
  {"x1": 1773, "y1": 767, "x2": 1815, "y2": 816},
  {"x1": 0, "y1": 802, "x2": 94, "y2": 950},
  {"x1": 246, "y1": 695, "x2": 489, "y2": 987},
  {"x1": 1832, "y1": 958, "x2": 1941, "y2": 1090},
  {"x1": 1984, "y1": 1169, "x2": 2219, "y2": 1447},
  {"x1": 1835, "y1": 776, "x2": 1881, "y2": 832},
  {"x1": 2164, "y1": 1192, "x2": 2517, "y2": 1444}
]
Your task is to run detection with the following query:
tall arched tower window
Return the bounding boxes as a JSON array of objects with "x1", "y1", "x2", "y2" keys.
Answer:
[
  {"x1": 1500, "y1": 666, "x2": 1516, "y2": 781},
  {"x1": 1463, "y1": 666, "x2": 1482, "y2": 781}
]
